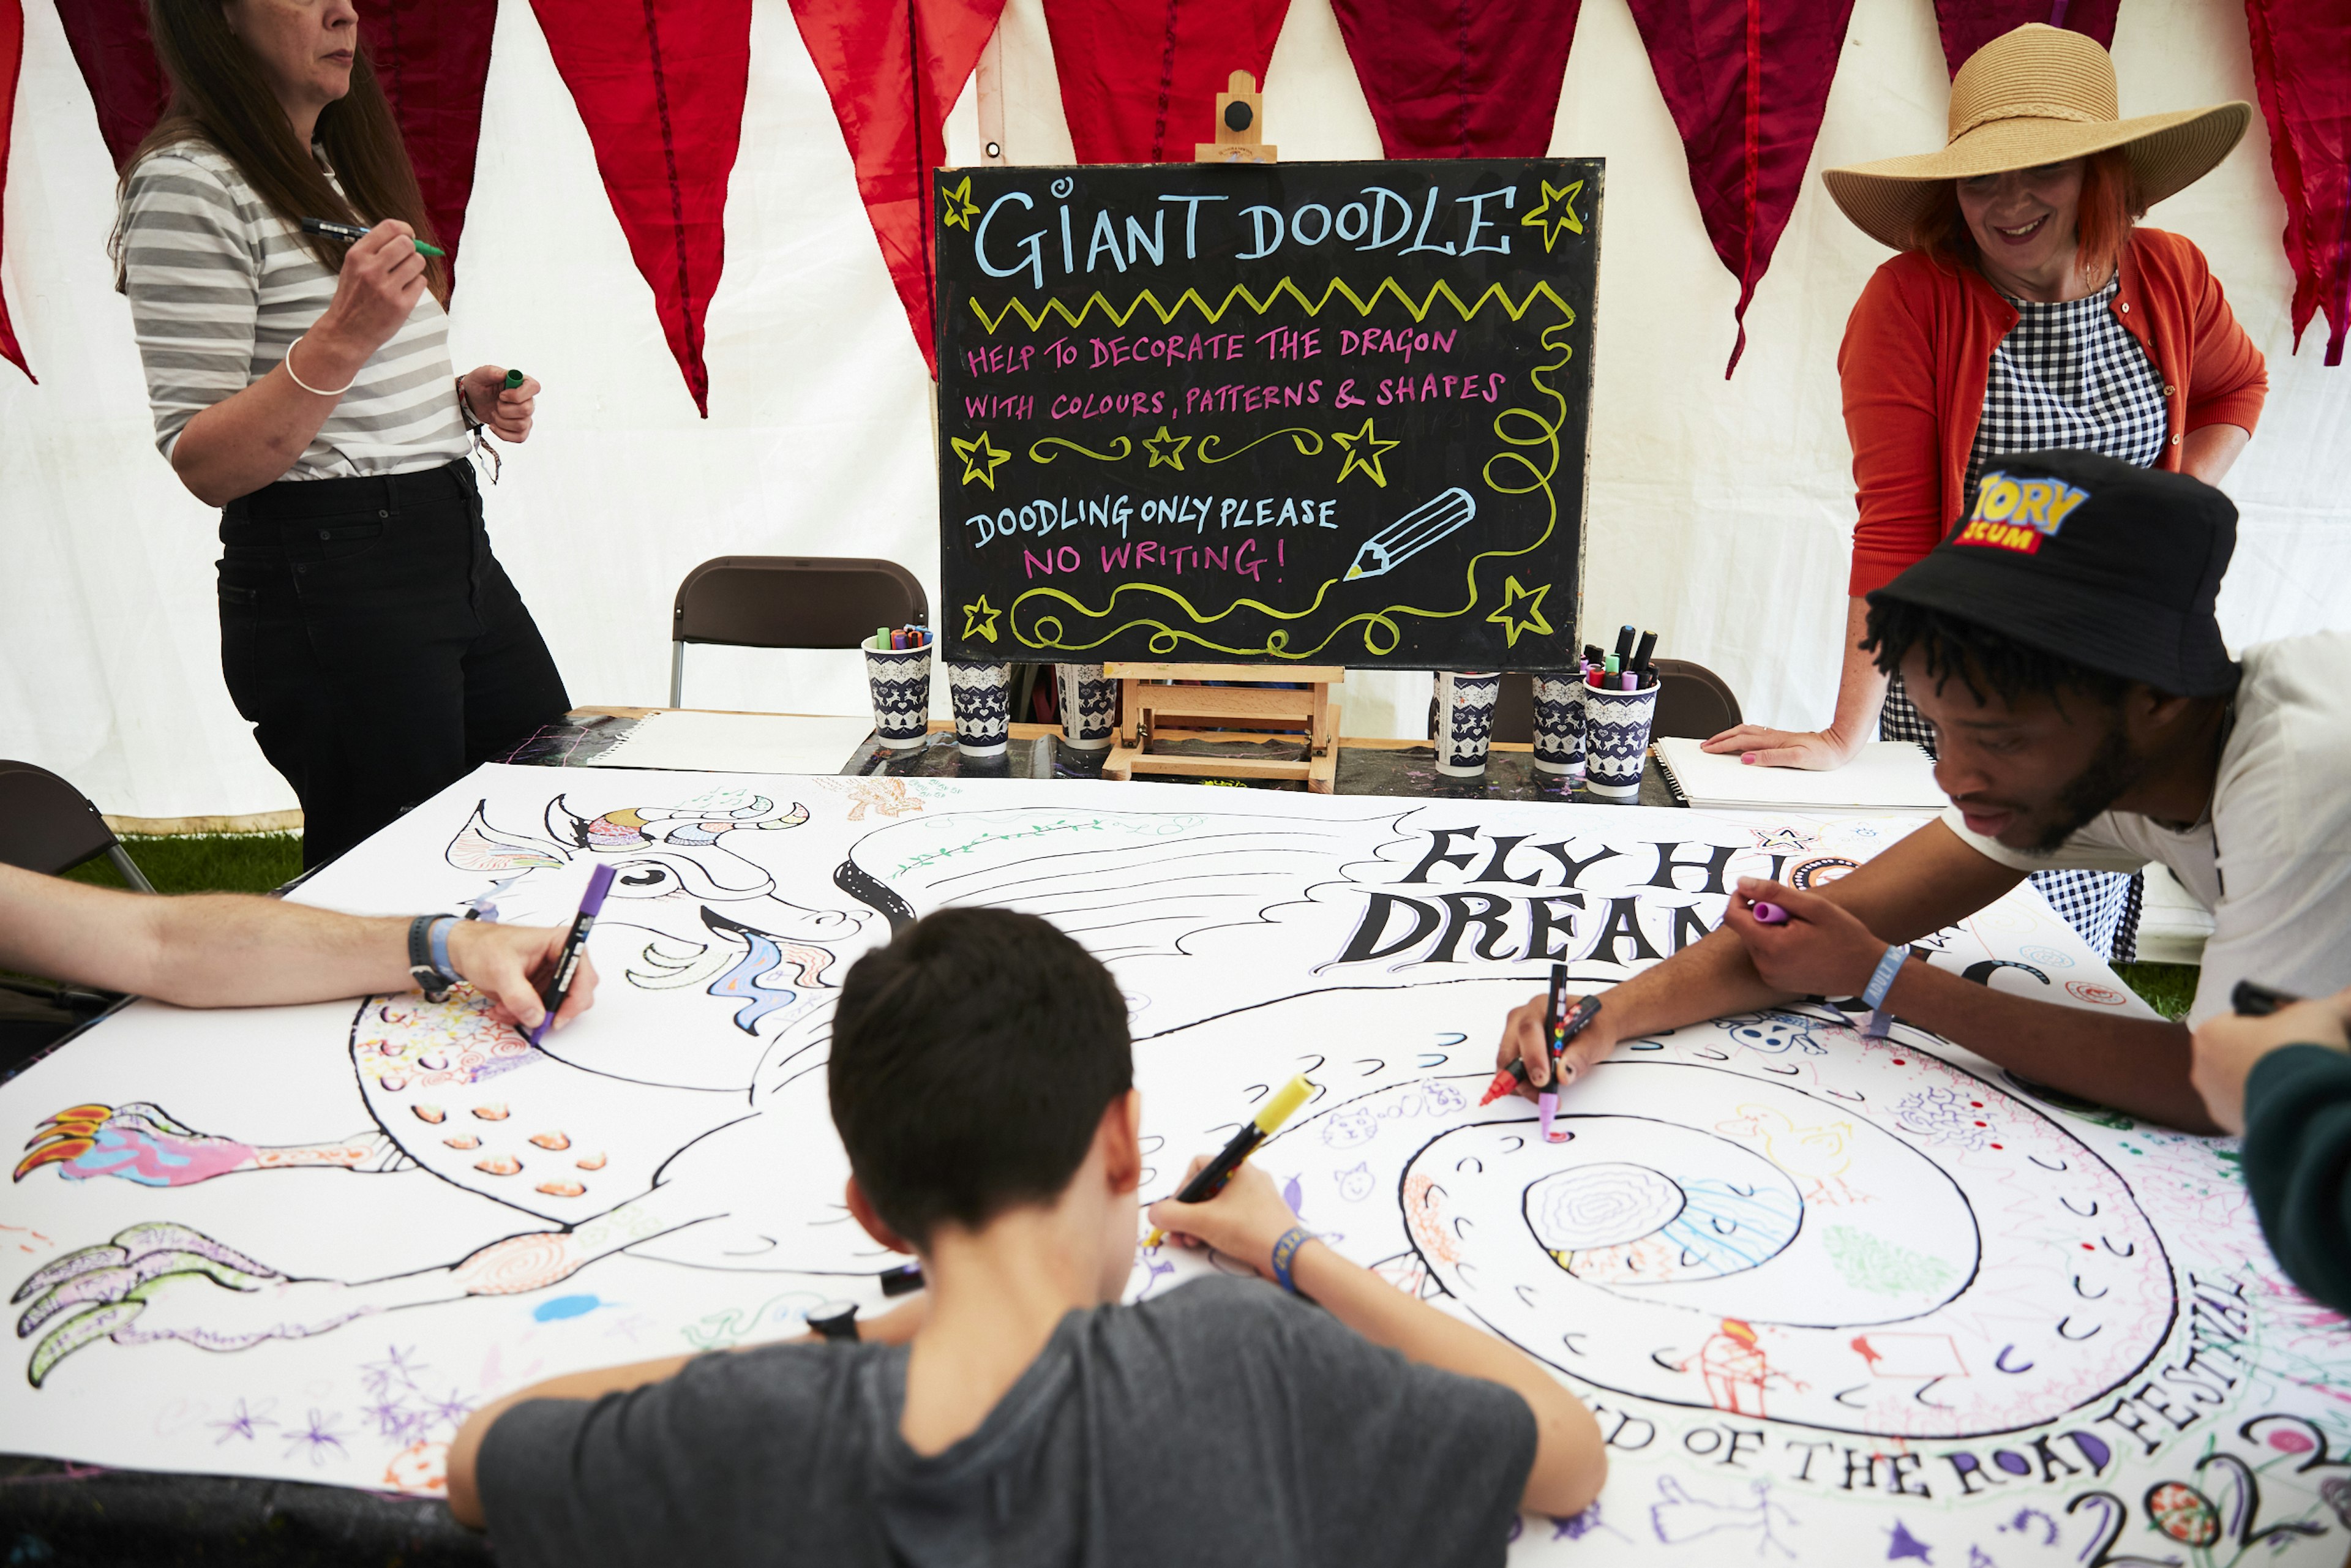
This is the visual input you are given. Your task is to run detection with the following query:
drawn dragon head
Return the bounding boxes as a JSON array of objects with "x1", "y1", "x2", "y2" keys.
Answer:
[{"x1": 445, "y1": 789, "x2": 865, "y2": 1034}]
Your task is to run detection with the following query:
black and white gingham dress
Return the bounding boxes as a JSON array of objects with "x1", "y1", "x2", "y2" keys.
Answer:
[{"x1": 1880, "y1": 274, "x2": 2165, "y2": 961}]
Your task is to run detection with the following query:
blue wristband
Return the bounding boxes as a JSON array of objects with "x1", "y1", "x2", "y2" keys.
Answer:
[
  {"x1": 1861, "y1": 943, "x2": 1908, "y2": 1011},
  {"x1": 429, "y1": 915, "x2": 460, "y2": 985},
  {"x1": 1270, "y1": 1226, "x2": 1313, "y2": 1294}
]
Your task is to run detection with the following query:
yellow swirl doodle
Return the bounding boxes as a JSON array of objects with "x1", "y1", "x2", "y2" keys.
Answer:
[
  {"x1": 967, "y1": 276, "x2": 1575, "y2": 335},
  {"x1": 1027, "y1": 435, "x2": 1133, "y2": 465},
  {"x1": 1007, "y1": 322, "x2": 1573, "y2": 661},
  {"x1": 1194, "y1": 428, "x2": 1326, "y2": 465}
]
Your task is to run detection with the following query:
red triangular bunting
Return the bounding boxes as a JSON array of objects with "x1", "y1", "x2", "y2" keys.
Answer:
[
  {"x1": 1929, "y1": 1, "x2": 2116, "y2": 78},
  {"x1": 1328, "y1": 0, "x2": 1583, "y2": 159},
  {"x1": 52, "y1": 0, "x2": 169, "y2": 170},
  {"x1": 354, "y1": 1, "x2": 496, "y2": 286},
  {"x1": 0, "y1": 0, "x2": 26, "y2": 381},
  {"x1": 789, "y1": 0, "x2": 1006, "y2": 376},
  {"x1": 1041, "y1": 0, "x2": 1290, "y2": 164},
  {"x1": 534, "y1": 0, "x2": 752, "y2": 415},
  {"x1": 1625, "y1": 0, "x2": 1857, "y2": 377},
  {"x1": 2246, "y1": 0, "x2": 2350, "y2": 366}
]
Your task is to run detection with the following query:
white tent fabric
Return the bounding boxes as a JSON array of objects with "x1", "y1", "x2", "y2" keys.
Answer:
[{"x1": 1, "y1": 0, "x2": 2343, "y2": 822}]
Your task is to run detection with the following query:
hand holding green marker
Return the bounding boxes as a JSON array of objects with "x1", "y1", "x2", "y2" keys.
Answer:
[{"x1": 298, "y1": 216, "x2": 445, "y2": 257}]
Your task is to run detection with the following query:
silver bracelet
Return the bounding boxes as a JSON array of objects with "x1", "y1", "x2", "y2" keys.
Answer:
[{"x1": 283, "y1": 332, "x2": 358, "y2": 397}]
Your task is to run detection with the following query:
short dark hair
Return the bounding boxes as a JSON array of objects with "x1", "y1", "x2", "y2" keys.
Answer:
[
  {"x1": 1863, "y1": 596, "x2": 2137, "y2": 710},
  {"x1": 829, "y1": 907, "x2": 1132, "y2": 1247}
]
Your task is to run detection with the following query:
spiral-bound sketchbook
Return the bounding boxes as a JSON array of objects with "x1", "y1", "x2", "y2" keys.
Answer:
[{"x1": 1653, "y1": 735, "x2": 1943, "y2": 811}]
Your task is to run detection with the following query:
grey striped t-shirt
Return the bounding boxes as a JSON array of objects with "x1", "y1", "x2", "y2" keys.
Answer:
[{"x1": 119, "y1": 141, "x2": 471, "y2": 481}]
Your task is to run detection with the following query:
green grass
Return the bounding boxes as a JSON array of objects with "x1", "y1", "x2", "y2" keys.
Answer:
[
  {"x1": 62, "y1": 833, "x2": 302, "y2": 896},
  {"x1": 2112, "y1": 961, "x2": 2199, "y2": 1022},
  {"x1": 53, "y1": 835, "x2": 2210, "y2": 1021}
]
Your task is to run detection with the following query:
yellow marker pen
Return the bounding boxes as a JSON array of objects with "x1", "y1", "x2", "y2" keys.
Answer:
[{"x1": 1144, "y1": 1074, "x2": 1314, "y2": 1247}]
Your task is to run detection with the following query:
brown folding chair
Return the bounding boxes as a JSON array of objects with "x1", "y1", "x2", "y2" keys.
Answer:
[
  {"x1": 0, "y1": 760, "x2": 156, "y2": 889},
  {"x1": 668, "y1": 556, "x2": 929, "y2": 708},
  {"x1": 1648, "y1": 658, "x2": 1744, "y2": 740},
  {"x1": 0, "y1": 761, "x2": 151, "y2": 1068}
]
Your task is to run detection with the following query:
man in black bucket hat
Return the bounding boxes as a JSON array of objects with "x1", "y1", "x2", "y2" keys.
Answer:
[{"x1": 1488, "y1": 449, "x2": 2351, "y2": 1136}]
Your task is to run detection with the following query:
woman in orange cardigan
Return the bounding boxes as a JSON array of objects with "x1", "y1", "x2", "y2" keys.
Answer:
[{"x1": 1703, "y1": 24, "x2": 2265, "y2": 958}]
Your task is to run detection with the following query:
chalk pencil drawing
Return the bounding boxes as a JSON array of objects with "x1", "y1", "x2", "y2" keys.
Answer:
[{"x1": 2, "y1": 768, "x2": 2344, "y2": 1565}]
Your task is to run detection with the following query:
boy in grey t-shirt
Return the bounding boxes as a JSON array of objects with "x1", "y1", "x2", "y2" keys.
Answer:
[{"x1": 448, "y1": 907, "x2": 1606, "y2": 1566}]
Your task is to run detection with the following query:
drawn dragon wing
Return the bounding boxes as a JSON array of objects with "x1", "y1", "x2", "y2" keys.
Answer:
[{"x1": 835, "y1": 805, "x2": 1404, "y2": 965}]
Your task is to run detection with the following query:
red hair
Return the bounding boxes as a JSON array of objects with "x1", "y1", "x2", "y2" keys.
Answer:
[{"x1": 1902, "y1": 149, "x2": 2146, "y2": 285}]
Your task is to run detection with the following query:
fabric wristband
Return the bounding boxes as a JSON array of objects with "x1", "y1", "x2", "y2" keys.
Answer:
[
  {"x1": 407, "y1": 914, "x2": 462, "y2": 1003},
  {"x1": 1270, "y1": 1226, "x2": 1313, "y2": 1294},
  {"x1": 1861, "y1": 943, "x2": 1909, "y2": 1011}
]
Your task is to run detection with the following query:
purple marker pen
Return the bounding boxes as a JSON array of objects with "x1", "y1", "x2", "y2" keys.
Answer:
[
  {"x1": 1750, "y1": 902, "x2": 1790, "y2": 925},
  {"x1": 530, "y1": 862, "x2": 616, "y2": 1045}
]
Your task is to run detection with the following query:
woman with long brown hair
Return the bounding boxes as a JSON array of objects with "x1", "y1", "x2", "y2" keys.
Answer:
[
  {"x1": 117, "y1": 0, "x2": 568, "y2": 868},
  {"x1": 1700, "y1": 24, "x2": 2266, "y2": 960}
]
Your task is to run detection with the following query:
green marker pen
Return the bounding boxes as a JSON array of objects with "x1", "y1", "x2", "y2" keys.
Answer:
[
  {"x1": 298, "y1": 216, "x2": 446, "y2": 257},
  {"x1": 503, "y1": 369, "x2": 525, "y2": 391}
]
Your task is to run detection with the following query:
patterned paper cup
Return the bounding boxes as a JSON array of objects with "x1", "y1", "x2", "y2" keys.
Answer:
[
  {"x1": 947, "y1": 660, "x2": 1012, "y2": 757},
  {"x1": 1531, "y1": 675, "x2": 1586, "y2": 778},
  {"x1": 1434, "y1": 671, "x2": 1501, "y2": 777},
  {"x1": 1055, "y1": 662, "x2": 1118, "y2": 750},
  {"x1": 1583, "y1": 681, "x2": 1659, "y2": 800},
  {"x1": 864, "y1": 639, "x2": 934, "y2": 749}
]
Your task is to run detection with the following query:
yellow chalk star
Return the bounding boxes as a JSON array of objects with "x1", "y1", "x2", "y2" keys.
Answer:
[
  {"x1": 950, "y1": 430, "x2": 1011, "y2": 490},
  {"x1": 1330, "y1": 418, "x2": 1400, "y2": 487},
  {"x1": 1521, "y1": 179, "x2": 1585, "y2": 252},
  {"x1": 939, "y1": 174, "x2": 980, "y2": 231},
  {"x1": 961, "y1": 596, "x2": 1001, "y2": 643},
  {"x1": 1142, "y1": 424, "x2": 1191, "y2": 471},
  {"x1": 1485, "y1": 576, "x2": 1554, "y2": 647}
]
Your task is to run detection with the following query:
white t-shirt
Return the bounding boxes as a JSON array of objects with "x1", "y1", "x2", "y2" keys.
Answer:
[{"x1": 1941, "y1": 631, "x2": 2351, "y2": 1023}]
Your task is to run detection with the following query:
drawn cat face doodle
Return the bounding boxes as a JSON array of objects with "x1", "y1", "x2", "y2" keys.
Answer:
[
  {"x1": 1321, "y1": 1106, "x2": 1378, "y2": 1148},
  {"x1": 1335, "y1": 1161, "x2": 1376, "y2": 1202}
]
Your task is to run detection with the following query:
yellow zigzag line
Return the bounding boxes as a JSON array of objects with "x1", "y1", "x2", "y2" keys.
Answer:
[{"x1": 966, "y1": 276, "x2": 1576, "y2": 335}]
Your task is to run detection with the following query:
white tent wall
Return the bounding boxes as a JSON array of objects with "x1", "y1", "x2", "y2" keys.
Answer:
[{"x1": 1, "y1": 0, "x2": 2342, "y2": 822}]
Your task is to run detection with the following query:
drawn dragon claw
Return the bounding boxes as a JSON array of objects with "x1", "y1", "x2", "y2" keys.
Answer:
[
  {"x1": 13, "y1": 1222, "x2": 312, "y2": 1387},
  {"x1": 15, "y1": 1102, "x2": 257, "y2": 1187}
]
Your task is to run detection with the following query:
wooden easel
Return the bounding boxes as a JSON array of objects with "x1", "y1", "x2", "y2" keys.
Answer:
[
  {"x1": 1101, "y1": 665, "x2": 1343, "y2": 792},
  {"x1": 1196, "y1": 70, "x2": 1277, "y2": 163},
  {"x1": 1097, "y1": 74, "x2": 1322, "y2": 787}
]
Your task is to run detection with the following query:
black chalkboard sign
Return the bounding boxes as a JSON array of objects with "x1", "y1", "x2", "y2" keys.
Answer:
[{"x1": 933, "y1": 159, "x2": 1600, "y2": 670}]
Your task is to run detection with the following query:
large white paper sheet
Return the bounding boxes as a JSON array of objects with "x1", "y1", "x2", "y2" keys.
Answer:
[{"x1": 4, "y1": 767, "x2": 2344, "y2": 1566}]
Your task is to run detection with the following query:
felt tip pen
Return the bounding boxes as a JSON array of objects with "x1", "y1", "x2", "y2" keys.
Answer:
[
  {"x1": 298, "y1": 216, "x2": 446, "y2": 257},
  {"x1": 1481, "y1": 994, "x2": 1602, "y2": 1105},
  {"x1": 1142, "y1": 1075, "x2": 1314, "y2": 1247},
  {"x1": 529, "y1": 863, "x2": 615, "y2": 1046},
  {"x1": 503, "y1": 369, "x2": 525, "y2": 390},
  {"x1": 879, "y1": 1262, "x2": 925, "y2": 1296},
  {"x1": 1613, "y1": 625, "x2": 1638, "y2": 663},
  {"x1": 1583, "y1": 644, "x2": 1605, "y2": 666},
  {"x1": 1631, "y1": 629, "x2": 1658, "y2": 669},
  {"x1": 1750, "y1": 901, "x2": 1790, "y2": 925}
]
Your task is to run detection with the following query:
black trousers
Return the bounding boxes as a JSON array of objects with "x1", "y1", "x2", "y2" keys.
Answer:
[{"x1": 217, "y1": 460, "x2": 570, "y2": 869}]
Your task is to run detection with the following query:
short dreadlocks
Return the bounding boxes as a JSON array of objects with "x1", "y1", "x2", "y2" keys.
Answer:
[{"x1": 1861, "y1": 597, "x2": 2142, "y2": 710}]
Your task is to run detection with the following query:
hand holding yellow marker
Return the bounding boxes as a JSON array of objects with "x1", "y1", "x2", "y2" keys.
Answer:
[{"x1": 1143, "y1": 1074, "x2": 1315, "y2": 1248}]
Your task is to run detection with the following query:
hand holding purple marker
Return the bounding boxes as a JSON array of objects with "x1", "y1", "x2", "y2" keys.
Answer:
[
  {"x1": 530, "y1": 862, "x2": 615, "y2": 1045},
  {"x1": 1750, "y1": 901, "x2": 1790, "y2": 925}
]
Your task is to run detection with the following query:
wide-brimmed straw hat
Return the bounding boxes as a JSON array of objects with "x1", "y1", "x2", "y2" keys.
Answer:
[{"x1": 1823, "y1": 24, "x2": 2250, "y2": 252}]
